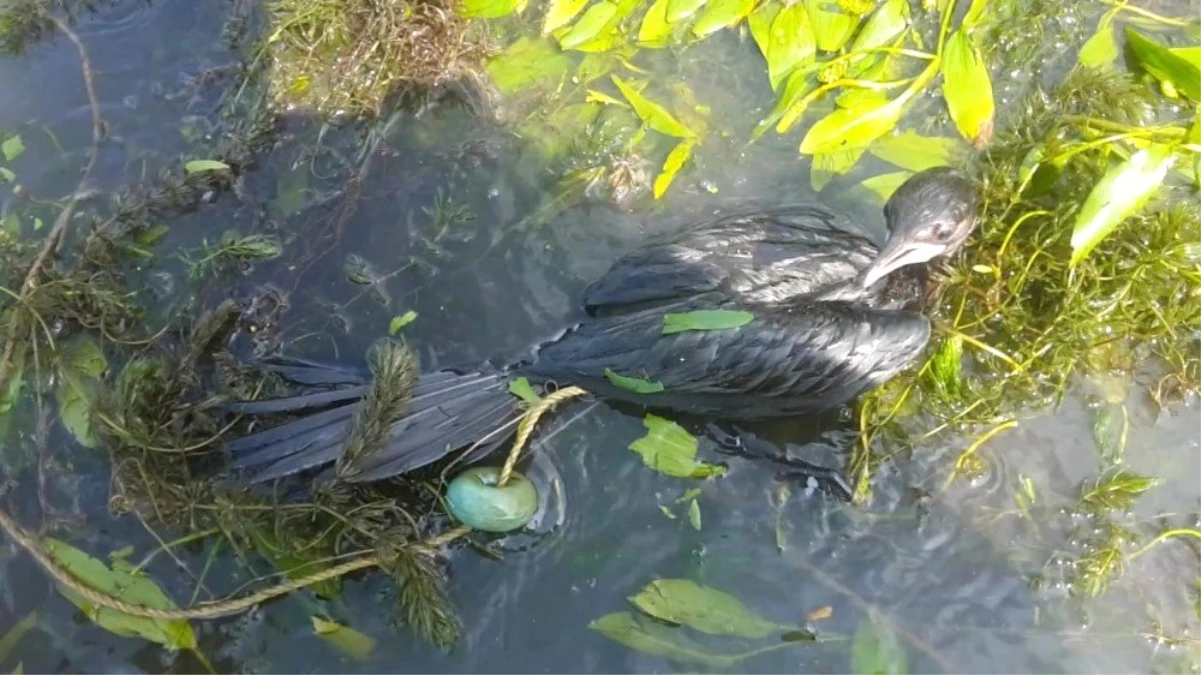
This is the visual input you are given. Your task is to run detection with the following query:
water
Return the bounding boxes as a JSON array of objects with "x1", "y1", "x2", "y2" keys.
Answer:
[{"x1": 1, "y1": 1, "x2": 1198, "y2": 673}]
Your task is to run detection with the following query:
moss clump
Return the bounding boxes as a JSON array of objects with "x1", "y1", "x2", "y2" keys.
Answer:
[{"x1": 264, "y1": 0, "x2": 482, "y2": 116}]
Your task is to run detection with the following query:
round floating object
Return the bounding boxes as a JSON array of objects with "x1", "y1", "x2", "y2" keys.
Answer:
[{"x1": 445, "y1": 466, "x2": 538, "y2": 533}]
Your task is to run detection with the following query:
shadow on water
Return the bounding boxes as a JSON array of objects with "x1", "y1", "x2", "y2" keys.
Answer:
[{"x1": 0, "y1": 1, "x2": 1197, "y2": 674}]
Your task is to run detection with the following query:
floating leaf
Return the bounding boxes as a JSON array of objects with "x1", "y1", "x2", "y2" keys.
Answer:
[
  {"x1": 653, "y1": 140, "x2": 694, "y2": 199},
  {"x1": 661, "y1": 309, "x2": 752, "y2": 334},
  {"x1": 857, "y1": 171, "x2": 912, "y2": 203},
  {"x1": 1, "y1": 135, "x2": 23, "y2": 162},
  {"x1": 631, "y1": 579, "x2": 778, "y2": 639},
  {"x1": 666, "y1": 0, "x2": 707, "y2": 23},
  {"x1": 762, "y1": 2, "x2": 816, "y2": 90},
  {"x1": 1078, "y1": 15, "x2": 1118, "y2": 68},
  {"x1": 311, "y1": 617, "x2": 377, "y2": 660},
  {"x1": 589, "y1": 612, "x2": 737, "y2": 667},
  {"x1": 1080, "y1": 468, "x2": 1160, "y2": 511},
  {"x1": 611, "y1": 75, "x2": 694, "y2": 138},
  {"x1": 799, "y1": 95, "x2": 905, "y2": 155},
  {"x1": 941, "y1": 30, "x2": 995, "y2": 147},
  {"x1": 42, "y1": 538, "x2": 196, "y2": 650},
  {"x1": 811, "y1": 146, "x2": 867, "y2": 191},
  {"x1": 459, "y1": 0, "x2": 522, "y2": 18},
  {"x1": 851, "y1": 613, "x2": 908, "y2": 674},
  {"x1": 605, "y1": 368, "x2": 666, "y2": 394},
  {"x1": 388, "y1": 310, "x2": 418, "y2": 335},
  {"x1": 1069, "y1": 144, "x2": 1175, "y2": 267},
  {"x1": 1125, "y1": 27, "x2": 1201, "y2": 101},
  {"x1": 559, "y1": 1, "x2": 618, "y2": 48},
  {"x1": 638, "y1": 0, "x2": 673, "y2": 46},
  {"x1": 804, "y1": 0, "x2": 857, "y2": 52},
  {"x1": 508, "y1": 377, "x2": 542, "y2": 404},
  {"x1": 183, "y1": 159, "x2": 230, "y2": 174},
  {"x1": 544, "y1": 0, "x2": 592, "y2": 33},
  {"x1": 487, "y1": 37, "x2": 573, "y2": 95},
  {"x1": 868, "y1": 130, "x2": 959, "y2": 172},
  {"x1": 692, "y1": 0, "x2": 755, "y2": 37},
  {"x1": 687, "y1": 498, "x2": 702, "y2": 530},
  {"x1": 629, "y1": 414, "x2": 725, "y2": 478}
]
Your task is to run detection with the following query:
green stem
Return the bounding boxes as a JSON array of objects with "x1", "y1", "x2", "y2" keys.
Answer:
[
  {"x1": 1062, "y1": 115, "x2": 1188, "y2": 138},
  {"x1": 1103, "y1": 0, "x2": 1193, "y2": 27},
  {"x1": 133, "y1": 527, "x2": 222, "y2": 573},
  {"x1": 1127, "y1": 528, "x2": 1201, "y2": 562}
]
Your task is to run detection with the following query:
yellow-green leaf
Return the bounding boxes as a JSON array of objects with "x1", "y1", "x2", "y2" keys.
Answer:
[
  {"x1": 858, "y1": 170, "x2": 913, "y2": 203},
  {"x1": 804, "y1": 0, "x2": 857, "y2": 52},
  {"x1": 691, "y1": 0, "x2": 755, "y2": 37},
  {"x1": 508, "y1": 377, "x2": 542, "y2": 404},
  {"x1": 849, "y1": 0, "x2": 909, "y2": 54},
  {"x1": 1170, "y1": 46, "x2": 1201, "y2": 70},
  {"x1": 868, "y1": 130, "x2": 960, "y2": 171},
  {"x1": 747, "y1": 1, "x2": 779, "y2": 61},
  {"x1": 605, "y1": 368, "x2": 666, "y2": 393},
  {"x1": 0, "y1": 611, "x2": 36, "y2": 666},
  {"x1": 311, "y1": 617, "x2": 377, "y2": 660},
  {"x1": 811, "y1": 146, "x2": 867, "y2": 191},
  {"x1": 960, "y1": 0, "x2": 989, "y2": 29},
  {"x1": 1, "y1": 135, "x2": 24, "y2": 162},
  {"x1": 1125, "y1": 27, "x2": 1201, "y2": 101},
  {"x1": 487, "y1": 36, "x2": 573, "y2": 94},
  {"x1": 628, "y1": 414, "x2": 726, "y2": 478},
  {"x1": 183, "y1": 159, "x2": 230, "y2": 174},
  {"x1": 667, "y1": 0, "x2": 708, "y2": 23},
  {"x1": 653, "y1": 140, "x2": 695, "y2": 198},
  {"x1": 611, "y1": 75, "x2": 694, "y2": 138},
  {"x1": 799, "y1": 95, "x2": 905, "y2": 155},
  {"x1": 638, "y1": 0, "x2": 673, "y2": 46},
  {"x1": 630, "y1": 579, "x2": 779, "y2": 639},
  {"x1": 763, "y1": 2, "x2": 816, "y2": 90},
  {"x1": 661, "y1": 309, "x2": 752, "y2": 333},
  {"x1": 1070, "y1": 144, "x2": 1176, "y2": 267},
  {"x1": 560, "y1": 1, "x2": 618, "y2": 48},
  {"x1": 940, "y1": 30, "x2": 995, "y2": 147},
  {"x1": 543, "y1": 0, "x2": 592, "y2": 33},
  {"x1": 388, "y1": 310, "x2": 418, "y2": 335},
  {"x1": 459, "y1": 0, "x2": 523, "y2": 18},
  {"x1": 1079, "y1": 17, "x2": 1118, "y2": 68},
  {"x1": 687, "y1": 498, "x2": 702, "y2": 530}
]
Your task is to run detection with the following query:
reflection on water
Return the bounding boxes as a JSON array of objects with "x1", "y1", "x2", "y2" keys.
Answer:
[{"x1": 0, "y1": 1, "x2": 1197, "y2": 673}]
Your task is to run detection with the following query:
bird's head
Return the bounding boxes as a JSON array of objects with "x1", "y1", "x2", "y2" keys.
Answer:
[{"x1": 859, "y1": 166, "x2": 980, "y2": 289}]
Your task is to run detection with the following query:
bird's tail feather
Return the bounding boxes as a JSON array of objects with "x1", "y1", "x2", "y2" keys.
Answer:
[{"x1": 224, "y1": 362, "x2": 521, "y2": 483}]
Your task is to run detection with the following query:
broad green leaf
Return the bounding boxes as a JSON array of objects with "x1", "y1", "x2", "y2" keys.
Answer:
[
  {"x1": 804, "y1": 0, "x2": 857, "y2": 52},
  {"x1": 43, "y1": 538, "x2": 196, "y2": 650},
  {"x1": 544, "y1": 0, "x2": 592, "y2": 33},
  {"x1": 508, "y1": 377, "x2": 542, "y2": 404},
  {"x1": 0, "y1": 166, "x2": 14, "y2": 182},
  {"x1": 1170, "y1": 46, "x2": 1201, "y2": 70},
  {"x1": 629, "y1": 414, "x2": 725, "y2": 478},
  {"x1": 487, "y1": 37, "x2": 573, "y2": 95},
  {"x1": 849, "y1": 0, "x2": 909, "y2": 54},
  {"x1": 851, "y1": 613, "x2": 908, "y2": 674},
  {"x1": 638, "y1": 0, "x2": 673, "y2": 46},
  {"x1": 960, "y1": 0, "x2": 989, "y2": 29},
  {"x1": 1, "y1": 135, "x2": 23, "y2": 161},
  {"x1": 183, "y1": 159, "x2": 230, "y2": 174},
  {"x1": 661, "y1": 309, "x2": 752, "y2": 334},
  {"x1": 941, "y1": 30, "x2": 995, "y2": 147},
  {"x1": 559, "y1": 1, "x2": 618, "y2": 48},
  {"x1": 811, "y1": 146, "x2": 867, "y2": 191},
  {"x1": 1078, "y1": 18, "x2": 1118, "y2": 68},
  {"x1": 631, "y1": 579, "x2": 778, "y2": 639},
  {"x1": 799, "y1": 95, "x2": 905, "y2": 155},
  {"x1": 605, "y1": 368, "x2": 666, "y2": 393},
  {"x1": 589, "y1": 612, "x2": 738, "y2": 667},
  {"x1": 857, "y1": 170, "x2": 912, "y2": 203},
  {"x1": 61, "y1": 335, "x2": 108, "y2": 378},
  {"x1": 687, "y1": 498, "x2": 702, "y2": 530},
  {"x1": 764, "y1": 2, "x2": 816, "y2": 90},
  {"x1": 388, "y1": 310, "x2": 418, "y2": 335},
  {"x1": 459, "y1": 0, "x2": 522, "y2": 18},
  {"x1": 312, "y1": 617, "x2": 377, "y2": 660},
  {"x1": 747, "y1": 2, "x2": 779, "y2": 61},
  {"x1": 1070, "y1": 144, "x2": 1176, "y2": 267},
  {"x1": 868, "y1": 130, "x2": 959, "y2": 172},
  {"x1": 1125, "y1": 27, "x2": 1201, "y2": 101},
  {"x1": 692, "y1": 0, "x2": 756, "y2": 37},
  {"x1": 57, "y1": 372, "x2": 100, "y2": 448},
  {"x1": 653, "y1": 140, "x2": 694, "y2": 198},
  {"x1": 611, "y1": 75, "x2": 694, "y2": 138},
  {"x1": 667, "y1": 0, "x2": 708, "y2": 23}
]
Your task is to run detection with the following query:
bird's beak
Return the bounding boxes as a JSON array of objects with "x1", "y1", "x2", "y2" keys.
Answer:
[{"x1": 859, "y1": 239, "x2": 946, "y2": 288}]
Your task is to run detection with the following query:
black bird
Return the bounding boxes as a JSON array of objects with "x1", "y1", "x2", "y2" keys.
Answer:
[{"x1": 223, "y1": 167, "x2": 979, "y2": 484}]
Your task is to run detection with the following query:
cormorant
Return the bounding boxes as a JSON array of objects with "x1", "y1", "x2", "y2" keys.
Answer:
[{"x1": 223, "y1": 167, "x2": 979, "y2": 484}]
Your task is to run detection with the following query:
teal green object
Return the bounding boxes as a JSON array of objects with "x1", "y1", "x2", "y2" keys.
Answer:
[{"x1": 445, "y1": 466, "x2": 539, "y2": 533}]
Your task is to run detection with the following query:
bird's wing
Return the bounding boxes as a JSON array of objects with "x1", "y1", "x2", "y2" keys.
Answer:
[
  {"x1": 524, "y1": 296, "x2": 930, "y2": 417},
  {"x1": 580, "y1": 206, "x2": 880, "y2": 316}
]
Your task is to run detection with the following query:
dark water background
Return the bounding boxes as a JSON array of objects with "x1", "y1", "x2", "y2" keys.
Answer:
[{"x1": 0, "y1": 1, "x2": 1197, "y2": 672}]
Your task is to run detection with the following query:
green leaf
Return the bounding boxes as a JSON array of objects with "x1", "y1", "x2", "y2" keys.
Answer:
[
  {"x1": 940, "y1": 30, "x2": 995, "y2": 147},
  {"x1": 508, "y1": 377, "x2": 543, "y2": 404},
  {"x1": 804, "y1": 0, "x2": 857, "y2": 52},
  {"x1": 666, "y1": 0, "x2": 708, "y2": 23},
  {"x1": 691, "y1": 0, "x2": 755, "y2": 37},
  {"x1": 762, "y1": 2, "x2": 816, "y2": 90},
  {"x1": 311, "y1": 616, "x2": 377, "y2": 660},
  {"x1": 799, "y1": 95, "x2": 905, "y2": 155},
  {"x1": 1091, "y1": 402, "x2": 1128, "y2": 465},
  {"x1": 661, "y1": 309, "x2": 753, "y2": 334},
  {"x1": 544, "y1": 0, "x2": 592, "y2": 33},
  {"x1": 388, "y1": 310, "x2": 418, "y2": 335},
  {"x1": 1125, "y1": 27, "x2": 1201, "y2": 101},
  {"x1": 247, "y1": 526, "x2": 342, "y2": 600},
  {"x1": 1069, "y1": 144, "x2": 1175, "y2": 267},
  {"x1": 54, "y1": 335, "x2": 107, "y2": 448},
  {"x1": 0, "y1": 166, "x2": 14, "y2": 182},
  {"x1": 133, "y1": 224, "x2": 170, "y2": 247},
  {"x1": 605, "y1": 368, "x2": 666, "y2": 393},
  {"x1": 960, "y1": 0, "x2": 989, "y2": 29},
  {"x1": 630, "y1": 579, "x2": 778, "y2": 639},
  {"x1": 1171, "y1": 46, "x2": 1201, "y2": 70},
  {"x1": 1080, "y1": 468, "x2": 1160, "y2": 511},
  {"x1": 42, "y1": 538, "x2": 197, "y2": 650},
  {"x1": 0, "y1": 611, "x2": 36, "y2": 666},
  {"x1": 849, "y1": 0, "x2": 909, "y2": 55},
  {"x1": 868, "y1": 130, "x2": 959, "y2": 172},
  {"x1": 628, "y1": 414, "x2": 725, "y2": 478},
  {"x1": 926, "y1": 334, "x2": 963, "y2": 400},
  {"x1": 811, "y1": 146, "x2": 867, "y2": 191},
  {"x1": 1079, "y1": 17, "x2": 1118, "y2": 68},
  {"x1": 61, "y1": 335, "x2": 107, "y2": 378},
  {"x1": 486, "y1": 37, "x2": 573, "y2": 95},
  {"x1": 183, "y1": 159, "x2": 230, "y2": 174},
  {"x1": 857, "y1": 171, "x2": 912, "y2": 203},
  {"x1": 272, "y1": 166, "x2": 309, "y2": 219},
  {"x1": 687, "y1": 498, "x2": 702, "y2": 530},
  {"x1": 559, "y1": 1, "x2": 618, "y2": 48},
  {"x1": 851, "y1": 613, "x2": 908, "y2": 674},
  {"x1": 1, "y1": 135, "x2": 24, "y2": 162},
  {"x1": 589, "y1": 612, "x2": 738, "y2": 667},
  {"x1": 459, "y1": 0, "x2": 522, "y2": 18},
  {"x1": 638, "y1": 0, "x2": 673, "y2": 46},
  {"x1": 747, "y1": 2, "x2": 779, "y2": 61},
  {"x1": 653, "y1": 140, "x2": 694, "y2": 198},
  {"x1": 611, "y1": 75, "x2": 694, "y2": 138}
]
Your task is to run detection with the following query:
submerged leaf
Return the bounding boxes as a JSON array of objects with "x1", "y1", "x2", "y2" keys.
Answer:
[
  {"x1": 653, "y1": 140, "x2": 694, "y2": 198},
  {"x1": 851, "y1": 613, "x2": 908, "y2": 674},
  {"x1": 611, "y1": 76, "x2": 694, "y2": 138},
  {"x1": 311, "y1": 617, "x2": 377, "y2": 660},
  {"x1": 1080, "y1": 468, "x2": 1160, "y2": 511},
  {"x1": 941, "y1": 30, "x2": 995, "y2": 147},
  {"x1": 630, "y1": 579, "x2": 778, "y2": 639},
  {"x1": 487, "y1": 37, "x2": 573, "y2": 95},
  {"x1": 661, "y1": 309, "x2": 753, "y2": 334},
  {"x1": 857, "y1": 171, "x2": 912, "y2": 203},
  {"x1": 804, "y1": 0, "x2": 857, "y2": 52},
  {"x1": 1, "y1": 135, "x2": 24, "y2": 161},
  {"x1": 54, "y1": 336, "x2": 107, "y2": 448},
  {"x1": 0, "y1": 611, "x2": 36, "y2": 666},
  {"x1": 800, "y1": 95, "x2": 905, "y2": 154},
  {"x1": 543, "y1": 0, "x2": 592, "y2": 33},
  {"x1": 605, "y1": 368, "x2": 666, "y2": 393},
  {"x1": 687, "y1": 498, "x2": 702, "y2": 530},
  {"x1": 183, "y1": 159, "x2": 230, "y2": 174},
  {"x1": 628, "y1": 414, "x2": 725, "y2": 478},
  {"x1": 811, "y1": 146, "x2": 867, "y2": 191},
  {"x1": 1069, "y1": 144, "x2": 1175, "y2": 267},
  {"x1": 691, "y1": 0, "x2": 755, "y2": 37},
  {"x1": 589, "y1": 612, "x2": 738, "y2": 667},
  {"x1": 868, "y1": 130, "x2": 959, "y2": 171},
  {"x1": 1091, "y1": 402, "x2": 1128, "y2": 465},
  {"x1": 559, "y1": 1, "x2": 618, "y2": 48},
  {"x1": 1125, "y1": 28, "x2": 1201, "y2": 101},
  {"x1": 508, "y1": 377, "x2": 543, "y2": 404},
  {"x1": 388, "y1": 310, "x2": 418, "y2": 335}
]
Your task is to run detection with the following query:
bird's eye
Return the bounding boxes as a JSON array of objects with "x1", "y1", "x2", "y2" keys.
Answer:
[{"x1": 933, "y1": 222, "x2": 956, "y2": 240}]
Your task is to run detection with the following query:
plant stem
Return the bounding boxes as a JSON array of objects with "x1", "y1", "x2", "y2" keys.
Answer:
[
  {"x1": 1104, "y1": 1, "x2": 1193, "y2": 27},
  {"x1": 1128, "y1": 528, "x2": 1201, "y2": 562}
]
